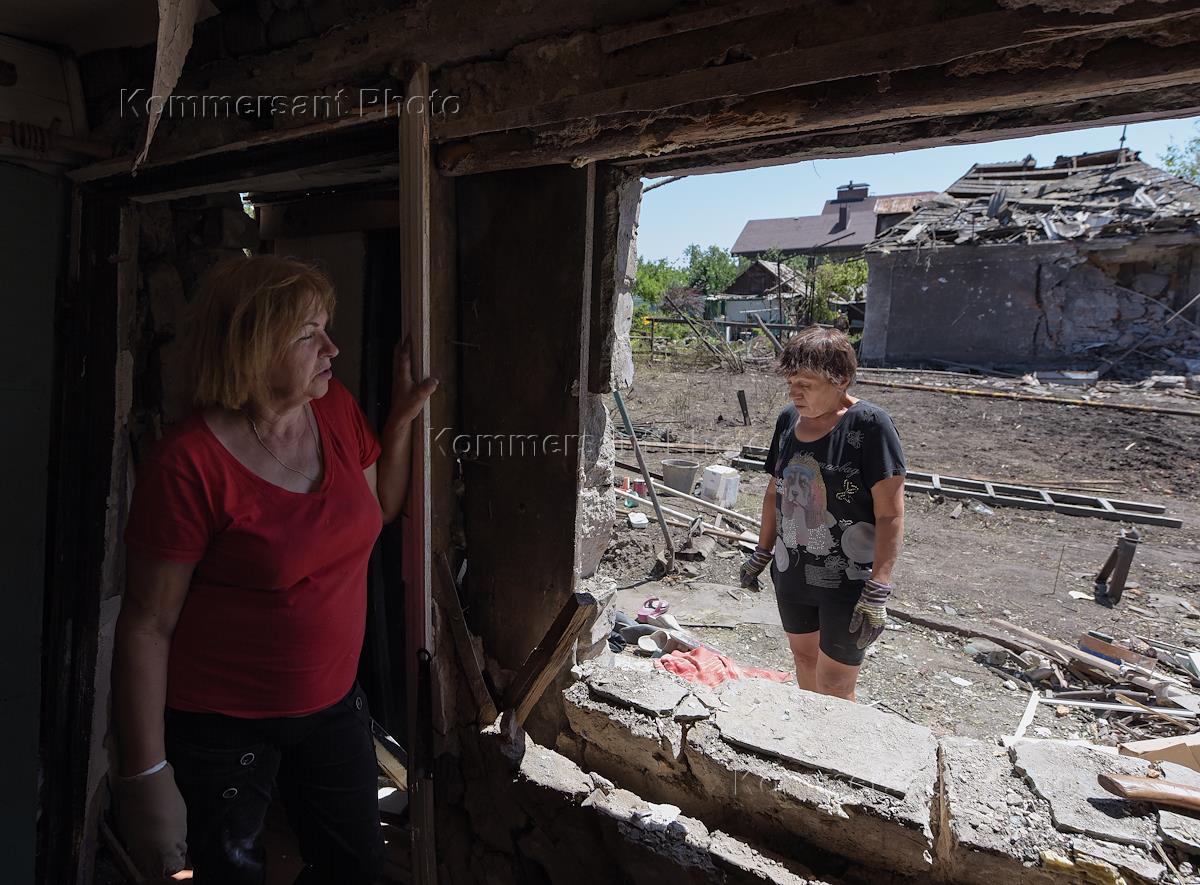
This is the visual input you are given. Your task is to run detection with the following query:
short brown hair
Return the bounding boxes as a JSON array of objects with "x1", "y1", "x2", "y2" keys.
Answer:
[
  {"x1": 777, "y1": 326, "x2": 857, "y2": 387},
  {"x1": 187, "y1": 255, "x2": 336, "y2": 409}
]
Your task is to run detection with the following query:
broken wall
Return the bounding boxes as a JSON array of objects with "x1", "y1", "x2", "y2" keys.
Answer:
[{"x1": 861, "y1": 239, "x2": 1200, "y2": 367}]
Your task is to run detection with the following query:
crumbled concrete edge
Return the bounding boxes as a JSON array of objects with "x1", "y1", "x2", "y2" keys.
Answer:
[
  {"x1": 562, "y1": 672, "x2": 935, "y2": 876},
  {"x1": 485, "y1": 727, "x2": 830, "y2": 884},
  {"x1": 560, "y1": 667, "x2": 1188, "y2": 885}
]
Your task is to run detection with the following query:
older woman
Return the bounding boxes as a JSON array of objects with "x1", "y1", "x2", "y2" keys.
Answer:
[
  {"x1": 110, "y1": 256, "x2": 437, "y2": 883},
  {"x1": 740, "y1": 327, "x2": 905, "y2": 701}
]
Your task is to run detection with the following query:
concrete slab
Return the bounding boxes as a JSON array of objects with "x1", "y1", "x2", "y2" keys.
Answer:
[
  {"x1": 1159, "y1": 810, "x2": 1200, "y2": 855},
  {"x1": 1157, "y1": 760, "x2": 1200, "y2": 856},
  {"x1": 518, "y1": 741, "x2": 594, "y2": 801},
  {"x1": 713, "y1": 679, "x2": 937, "y2": 799},
  {"x1": 587, "y1": 667, "x2": 691, "y2": 717},
  {"x1": 937, "y1": 736, "x2": 1062, "y2": 884},
  {"x1": 674, "y1": 694, "x2": 711, "y2": 723},
  {"x1": 1071, "y1": 837, "x2": 1167, "y2": 882},
  {"x1": 1011, "y1": 740, "x2": 1159, "y2": 848}
]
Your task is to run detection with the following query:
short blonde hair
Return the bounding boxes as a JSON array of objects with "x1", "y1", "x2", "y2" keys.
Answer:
[
  {"x1": 777, "y1": 325, "x2": 858, "y2": 388},
  {"x1": 188, "y1": 255, "x2": 336, "y2": 409}
]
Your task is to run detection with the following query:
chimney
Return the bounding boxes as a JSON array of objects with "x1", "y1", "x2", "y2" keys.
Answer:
[{"x1": 836, "y1": 181, "x2": 870, "y2": 202}]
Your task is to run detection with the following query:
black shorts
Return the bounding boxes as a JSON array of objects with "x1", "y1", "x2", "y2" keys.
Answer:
[{"x1": 774, "y1": 584, "x2": 867, "y2": 667}]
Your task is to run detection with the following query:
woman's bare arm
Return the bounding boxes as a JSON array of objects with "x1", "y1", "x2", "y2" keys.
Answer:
[
  {"x1": 756, "y1": 480, "x2": 777, "y2": 551},
  {"x1": 870, "y1": 475, "x2": 905, "y2": 584},
  {"x1": 112, "y1": 555, "x2": 194, "y2": 776},
  {"x1": 374, "y1": 340, "x2": 438, "y2": 524}
]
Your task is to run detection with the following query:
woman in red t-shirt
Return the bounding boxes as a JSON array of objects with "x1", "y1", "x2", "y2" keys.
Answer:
[{"x1": 110, "y1": 256, "x2": 437, "y2": 884}]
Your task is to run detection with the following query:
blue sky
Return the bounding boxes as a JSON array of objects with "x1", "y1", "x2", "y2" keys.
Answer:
[{"x1": 637, "y1": 115, "x2": 1200, "y2": 263}]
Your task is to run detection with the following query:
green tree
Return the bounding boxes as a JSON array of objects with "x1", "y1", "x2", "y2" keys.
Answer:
[
  {"x1": 632, "y1": 256, "x2": 687, "y2": 307},
  {"x1": 682, "y1": 243, "x2": 746, "y2": 296},
  {"x1": 1160, "y1": 126, "x2": 1200, "y2": 183},
  {"x1": 813, "y1": 257, "x2": 868, "y2": 301}
]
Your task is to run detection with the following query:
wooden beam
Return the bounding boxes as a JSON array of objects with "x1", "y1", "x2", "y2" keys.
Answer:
[
  {"x1": 435, "y1": 37, "x2": 1200, "y2": 175},
  {"x1": 502, "y1": 591, "x2": 598, "y2": 731},
  {"x1": 434, "y1": 4, "x2": 1200, "y2": 141},
  {"x1": 433, "y1": 553, "x2": 499, "y2": 727},
  {"x1": 631, "y1": 90, "x2": 1200, "y2": 177},
  {"x1": 399, "y1": 61, "x2": 436, "y2": 885},
  {"x1": 598, "y1": 0, "x2": 802, "y2": 54}
]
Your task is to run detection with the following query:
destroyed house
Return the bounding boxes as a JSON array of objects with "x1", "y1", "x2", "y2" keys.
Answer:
[
  {"x1": 9, "y1": 2, "x2": 1200, "y2": 883},
  {"x1": 860, "y1": 150, "x2": 1200, "y2": 367},
  {"x1": 731, "y1": 183, "x2": 937, "y2": 261}
]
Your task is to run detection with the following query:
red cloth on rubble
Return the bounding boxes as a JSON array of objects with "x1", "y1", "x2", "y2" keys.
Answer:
[{"x1": 653, "y1": 645, "x2": 792, "y2": 687}]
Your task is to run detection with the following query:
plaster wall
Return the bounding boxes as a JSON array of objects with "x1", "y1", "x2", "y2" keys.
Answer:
[{"x1": 862, "y1": 241, "x2": 1200, "y2": 366}]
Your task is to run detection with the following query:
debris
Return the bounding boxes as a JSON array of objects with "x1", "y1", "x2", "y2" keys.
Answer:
[
  {"x1": 964, "y1": 638, "x2": 1014, "y2": 667},
  {"x1": 736, "y1": 389, "x2": 750, "y2": 426},
  {"x1": 851, "y1": 376, "x2": 1200, "y2": 419},
  {"x1": 950, "y1": 676, "x2": 974, "y2": 688},
  {"x1": 966, "y1": 498, "x2": 994, "y2": 516},
  {"x1": 1077, "y1": 633, "x2": 1156, "y2": 670},
  {"x1": 1035, "y1": 697, "x2": 1196, "y2": 720},
  {"x1": 675, "y1": 534, "x2": 717, "y2": 561},
  {"x1": 1119, "y1": 734, "x2": 1200, "y2": 774},
  {"x1": 949, "y1": 501, "x2": 963, "y2": 519},
  {"x1": 1150, "y1": 375, "x2": 1187, "y2": 389},
  {"x1": 613, "y1": 389, "x2": 675, "y2": 575},
  {"x1": 1068, "y1": 590, "x2": 1092, "y2": 601},
  {"x1": 1094, "y1": 528, "x2": 1141, "y2": 606},
  {"x1": 1012, "y1": 690, "x2": 1040, "y2": 742},
  {"x1": 1098, "y1": 772, "x2": 1200, "y2": 815},
  {"x1": 628, "y1": 511, "x2": 649, "y2": 528},
  {"x1": 1036, "y1": 370, "x2": 1099, "y2": 387}
]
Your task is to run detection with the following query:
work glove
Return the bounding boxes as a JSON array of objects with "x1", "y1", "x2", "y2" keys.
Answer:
[
  {"x1": 848, "y1": 579, "x2": 892, "y2": 649},
  {"x1": 110, "y1": 762, "x2": 188, "y2": 880},
  {"x1": 739, "y1": 546, "x2": 773, "y2": 590}
]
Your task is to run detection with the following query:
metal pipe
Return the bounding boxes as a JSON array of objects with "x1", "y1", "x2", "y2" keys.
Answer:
[{"x1": 613, "y1": 389, "x2": 674, "y2": 573}]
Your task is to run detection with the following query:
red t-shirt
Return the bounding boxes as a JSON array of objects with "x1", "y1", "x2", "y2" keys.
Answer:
[{"x1": 124, "y1": 379, "x2": 383, "y2": 717}]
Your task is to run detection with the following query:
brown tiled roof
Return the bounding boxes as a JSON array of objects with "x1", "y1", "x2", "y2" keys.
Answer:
[{"x1": 731, "y1": 191, "x2": 937, "y2": 256}]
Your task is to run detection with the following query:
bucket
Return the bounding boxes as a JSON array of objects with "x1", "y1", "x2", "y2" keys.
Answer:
[{"x1": 661, "y1": 458, "x2": 701, "y2": 495}]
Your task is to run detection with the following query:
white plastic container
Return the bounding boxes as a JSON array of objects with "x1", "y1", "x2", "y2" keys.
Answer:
[{"x1": 700, "y1": 465, "x2": 740, "y2": 508}]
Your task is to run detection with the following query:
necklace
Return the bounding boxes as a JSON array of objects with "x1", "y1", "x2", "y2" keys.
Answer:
[{"x1": 248, "y1": 406, "x2": 322, "y2": 484}]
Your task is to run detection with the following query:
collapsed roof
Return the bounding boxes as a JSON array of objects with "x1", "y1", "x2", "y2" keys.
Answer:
[{"x1": 868, "y1": 149, "x2": 1200, "y2": 253}]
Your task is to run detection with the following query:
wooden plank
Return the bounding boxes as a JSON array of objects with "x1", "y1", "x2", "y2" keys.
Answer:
[
  {"x1": 372, "y1": 719, "x2": 410, "y2": 792},
  {"x1": 399, "y1": 61, "x2": 436, "y2": 885},
  {"x1": 433, "y1": 553, "x2": 499, "y2": 727},
  {"x1": 503, "y1": 591, "x2": 598, "y2": 730},
  {"x1": 1078, "y1": 634, "x2": 1157, "y2": 670}
]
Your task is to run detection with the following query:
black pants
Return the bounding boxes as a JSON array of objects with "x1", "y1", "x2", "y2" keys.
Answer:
[{"x1": 165, "y1": 682, "x2": 383, "y2": 885}]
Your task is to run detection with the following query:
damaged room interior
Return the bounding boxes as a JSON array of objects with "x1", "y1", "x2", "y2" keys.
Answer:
[{"x1": 5, "y1": 1, "x2": 1200, "y2": 884}]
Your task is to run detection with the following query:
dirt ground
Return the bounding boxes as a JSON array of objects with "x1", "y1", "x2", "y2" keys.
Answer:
[{"x1": 597, "y1": 359, "x2": 1200, "y2": 744}]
